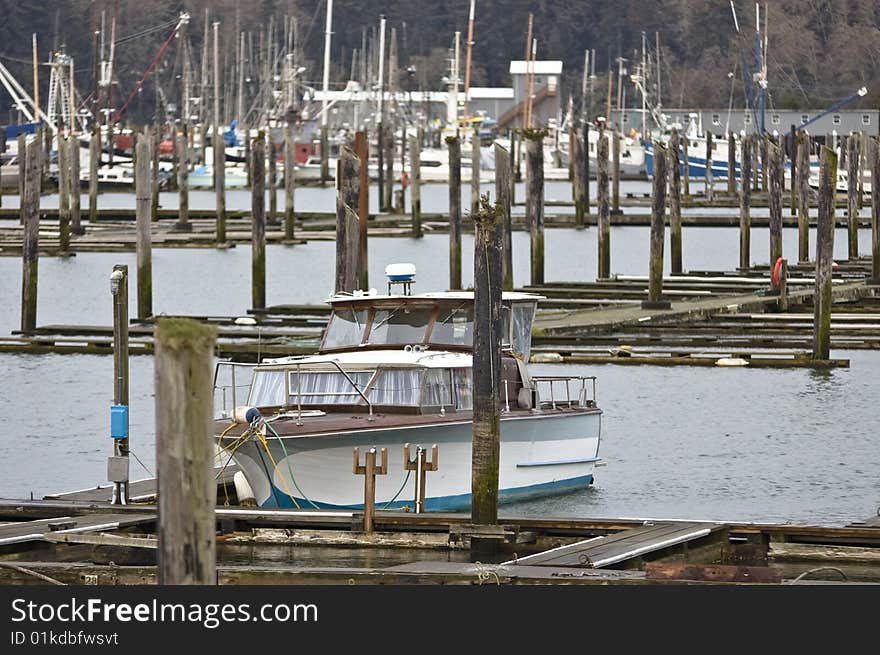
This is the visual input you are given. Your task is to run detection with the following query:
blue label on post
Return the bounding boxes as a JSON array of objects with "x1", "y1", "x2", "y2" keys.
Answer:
[{"x1": 110, "y1": 404, "x2": 129, "y2": 439}]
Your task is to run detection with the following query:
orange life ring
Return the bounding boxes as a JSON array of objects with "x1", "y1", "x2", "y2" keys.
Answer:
[{"x1": 772, "y1": 257, "x2": 785, "y2": 287}]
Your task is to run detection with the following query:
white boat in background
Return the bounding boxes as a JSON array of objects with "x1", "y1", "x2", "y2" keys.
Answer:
[{"x1": 213, "y1": 270, "x2": 602, "y2": 510}]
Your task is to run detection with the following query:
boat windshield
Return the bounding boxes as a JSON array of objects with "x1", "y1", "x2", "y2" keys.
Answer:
[
  {"x1": 366, "y1": 306, "x2": 434, "y2": 346},
  {"x1": 323, "y1": 308, "x2": 369, "y2": 349},
  {"x1": 430, "y1": 305, "x2": 474, "y2": 347}
]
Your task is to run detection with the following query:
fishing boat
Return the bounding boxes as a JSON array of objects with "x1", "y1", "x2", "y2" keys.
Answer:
[{"x1": 213, "y1": 267, "x2": 602, "y2": 510}]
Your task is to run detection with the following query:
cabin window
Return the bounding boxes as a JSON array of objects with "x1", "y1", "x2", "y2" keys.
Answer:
[
  {"x1": 421, "y1": 369, "x2": 454, "y2": 408},
  {"x1": 323, "y1": 309, "x2": 369, "y2": 349},
  {"x1": 367, "y1": 307, "x2": 433, "y2": 346},
  {"x1": 367, "y1": 368, "x2": 421, "y2": 406},
  {"x1": 771, "y1": 114, "x2": 780, "y2": 126},
  {"x1": 288, "y1": 370, "x2": 374, "y2": 405},
  {"x1": 862, "y1": 114, "x2": 871, "y2": 126},
  {"x1": 801, "y1": 114, "x2": 809, "y2": 124},
  {"x1": 832, "y1": 114, "x2": 841, "y2": 125},
  {"x1": 712, "y1": 114, "x2": 720, "y2": 126},
  {"x1": 510, "y1": 303, "x2": 536, "y2": 359},
  {"x1": 248, "y1": 370, "x2": 287, "y2": 407},
  {"x1": 431, "y1": 305, "x2": 474, "y2": 347},
  {"x1": 453, "y1": 368, "x2": 473, "y2": 410}
]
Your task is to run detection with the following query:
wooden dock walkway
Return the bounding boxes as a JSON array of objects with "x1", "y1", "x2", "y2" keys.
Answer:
[{"x1": 0, "y1": 513, "x2": 155, "y2": 547}]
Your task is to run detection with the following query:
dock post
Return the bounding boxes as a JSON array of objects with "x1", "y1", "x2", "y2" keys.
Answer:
[
  {"x1": 760, "y1": 136, "x2": 769, "y2": 191},
  {"x1": 739, "y1": 135, "x2": 752, "y2": 270},
  {"x1": 135, "y1": 131, "x2": 153, "y2": 320},
  {"x1": 335, "y1": 145, "x2": 361, "y2": 294},
  {"x1": 396, "y1": 125, "x2": 406, "y2": 214},
  {"x1": 356, "y1": 130, "x2": 370, "y2": 289},
  {"x1": 797, "y1": 130, "x2": 810, "y2": 263},
  {"x1": 353, "y1": 447, "x2": 388, "y2": 535},
  {"x1": 377, "y1": 121, "x2": 385, "y2": 211},
  {"x1": 20, "y1": 138, "x2": 41, "y2": 335},
  {"x1": 789, "y1": 125, "x2": 798, "y2": 215},
  {"x1": 244, "y1": 126, "x2": 252, "y2": 188},
  {"x1": 471, "y1": 128, "x2": 481, "y2": 215},
  {"x1": 645, "y1": 142, "x2": 669, "y2": 308},
  {"x1": 384, "y1": 124, "x2": 395, "y2": 213},
  {"x1": 109, "y1": 264, "x2": 130, "y2": 505},
  {"x1": 769, "y1": 140, "x2": 783, "y2": 266},
  {"x1": 847, "y1": 133, "x2": 859, "y2": 260},
  {"x1": 525, "y1": 132, "x2": 545, "y2": 285},
  {"x1": 509, "y1": 129, "x2": 517, "y2": 205},
  {"x1": 669, "y1": 128, "x2": 683, "y2": 274},
  {"x1": 284, "y1": 124, "x2": 296, "y2": 242},
  {"x1": 251, "y1": 133, "x2": 266, "y2": 310},
  {"x1": 471, "y1": 194, "x2": 503, "y2": 560},
  {"x1": 727, "y1": 132, "x2": 736, "y2": 196},
  {"x1": 89, "y1": 126, "x2": 99, "y2": 226},
  {"x1": 611, "y1": 129, "x2": 621, "y2": 214},
  {"x1": 320, "y1": 125, "x2": 330, "y2": 185},
  {"x1": 410, "y1": 133, "x2": 422, "y2": 238},
  {"x1": 495, "y1": 143, "x2": 513, "y2": 290},
  {"x1": 214, "y1": 130, "x2": 227, "y2": 247},
  {"x1": 572, "y1": 125, "x2": 587, "y2": 229},
  {"x1": 682, "y1": 134, "x2": 690, "y2": 198},
  {"x1": 58, "y1": 136, "x2": 70, "y2": 254},
  {"x1": 154, "y1": 318, "x2": 218, "y2": 585},
  {"x1": 752, "y1": 134, "x2": 760, "y2": 192},
  {"x1": 17, "y1": 133, "x2": 26, "y2": 217},
  {"x1": 268, "y1": 130, "x2": 278, "y2": 225},
  {"x1": 447, "y1": 135, "x2": 462, "y2": 290},
  {"x1": 870, "y1": 137, "x2": 880, "y2": 285},
  {"x1": 0, "y1": 129, "x2": 4, "y2": 207},
  {"x1": 151, "y1": 126, "x2": 160, "y2": 222},
  {"x1": 70, "y1": 133, "x2": 82, "y2": 235},
  {"x1": 597, "y1": 128, "x2": 610, "y2": 279},
  {"x1": 583, "y1": 125, "x2": 591, "y2": 219},
  {"x1": 813, "y1": 147, "x2": 837, "y2": 360},
  {"x1": 176, "y1": 126, "x2": 190, "y2": 231},
  {"x1": 705, "y1": 131, "x2": 714, "y2": 202}
]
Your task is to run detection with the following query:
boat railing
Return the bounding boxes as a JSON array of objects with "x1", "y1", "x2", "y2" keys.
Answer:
[
  {"x1": 530, "y1": 375, "x2": 597, "y2": 410},
  {"x1": 213, "y1": 361, "x2": 258, "y2": 420}
]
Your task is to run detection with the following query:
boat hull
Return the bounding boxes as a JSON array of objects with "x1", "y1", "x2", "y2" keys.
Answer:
[{"x1": 220, "y1": 409, "x2": 601, "y2": 511}]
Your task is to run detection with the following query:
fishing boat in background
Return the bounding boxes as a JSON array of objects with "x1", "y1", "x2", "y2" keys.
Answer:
[{"x1": 213, "y1": 266, "x2": 602, "y2": 510}]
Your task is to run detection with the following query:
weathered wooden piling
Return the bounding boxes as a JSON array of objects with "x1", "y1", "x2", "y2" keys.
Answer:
[
  {"x1": 135, "y1": 132, "x2": 153, "y2": 320},
  {"x1": 396, "y1": 125, "x2": 407, "y2": 214},
  {"x1": 214, "y1": 134, "x2": 227, "y2": 246},
  {"x1": 583, "y1": 125, "x2": 591, "y2": 219},
  {"x1": 409, "y1": 133, "x2": 422, "y2": 238},
  {"x1": 335, "y1": 146, "x2": 361, "y2": 294},
  {"x1": 244, "y1": 127, "x2": 252, "y2": 188},
  {"x1": 645, "y1": 142, "x2": 669, "y2": 308},
  {"x1": 151, "y1": 127, "x2": 160, "y2": 222},
  {"x1": 58, "y1": 136, "x2": 70, "y2": 253},
  {"x1": 403, "y1": 444, "x2": 439, "y2": 514},
  {"x1": 797, "y1": 130, "x2": 810, "y2": 263},
  {"x1": 284, "y1": 125, "x2": 296, "y2": 242},
  {"x1": 70, "y1": 134, "x2": 82, "y2": 235},
  {"x1": 525, "y1": 131, "x2": 545, "y2": 285},
  {"x1": 572, "y1": 125, "x2": 587, "y2": 228},
  {"x1": 752, "y1": 134, "x2": 760, "y2": 192},
  {"x1": 597, "y1": 129, "x2": 610, "y2": 279},
  {"x1": 377, "y1": 122, "x2": 385, "y2": 211},
  {"x1": 471, "y1": 194, "x2": 503, "y2": 559},
  {"x1": 739, "y1": 136, "x2": 752, "y2": 270},
  {"x1": 471, "y1": 128, "x2": 481, "y2": 214},
  {"x1": 813, "y1": 147, "x2": 837, "y2": 360},
  {"x1": 89, "y1": 126, "x2": 99, "y2": 225},
  {"x1": 155, "y1": 318, "x2": 218, "y2": 585},
  {"x1": 789, "y1": 125, "x2": 797, "y2": 215},
  {"x1": 17, "y1": 133, "x2": 26, "y2": 212},
  {"x1": 353, "y1": 447, "x2": 387, "y2": 535},
  {"x1": 727, "y1": 132, "x2": 736, "y2": 195},
  {"x1": 705, "y1": 131, "x2": 714, "y2": 202},
  {"x1": 611, "y1": 129, "x2": 621, "y2": 214},
  {"x1": 669, "y1": 129, "x2": 683, "y2": 274},
  {"x1": 0, "y1": 129, "x2": 4, "y2": 208},
  {"x1": 109, "y1": 264, "x2": 130, "y2": 506},
  {"x1": 355, "y1": 130, "x2": 369, "y2": 290},
  {"x1": 251, "y1": 133, "x2": 267, "y2": 310},
  {"x1": 447, "y1": 135, "x2": 462, "y2": 290},
  {"x1": 176, "y1": 126, "x2": 190, "y2": 231},
  {"x1": 682, "y1": 134, "x2": 690, "y2": 197},
  {"x1": 847, "y1": 133, "x2": 859, "y2": 260},
  {"x1": 20, "y1": 138, "x2": 40, "y2": 334},
  {"x1": 768, "y1": 141, "x2": 784, "y2": 266},
  {"x1": 871, "y1": 137, "x2": 880, "y2": 284},
  {"x1": 320, "y1": 125, "x2": 330, "y2": 185},
  {"x1": 509, "y1": 129, "x2": 517, "y2": 204},
  {"x1": 384, "y1": 125, "x2": 395, "y2": 213},
  {"x1": 267, "y1": 131, "x2": 278, "y2": 225},
  {"x1": 495, "y1": 143, "x2": 513, "y2": 290},
  {"x1": 760, "y1": 136, "x2": 769, "y2": 191}
]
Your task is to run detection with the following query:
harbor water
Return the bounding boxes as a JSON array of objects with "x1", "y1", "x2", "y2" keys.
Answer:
[{"x1": 1, "y1": 182, "x2": 877, "y2": 525}]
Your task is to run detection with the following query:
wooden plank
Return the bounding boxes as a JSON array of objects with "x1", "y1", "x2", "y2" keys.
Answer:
[
  {"x1": 645, "y1": 562, "x2": 782, "y2": 583},
  {"x1": 0, "y1": 513, "x2": 155, "y2": 546}
]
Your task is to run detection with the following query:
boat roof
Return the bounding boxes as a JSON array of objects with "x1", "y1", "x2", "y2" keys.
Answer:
[
  {"x1": 326, "y1": 290, "x2": 544, "y2": 305},
  {"x1": 259, "y1": 348, "x2": 472, "y2": 369}
]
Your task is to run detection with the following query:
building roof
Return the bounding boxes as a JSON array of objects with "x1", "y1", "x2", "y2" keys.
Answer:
[
  {"x1": 509, "y1": 60, "x2": 563, "y2": 75},
  {"x1": 468, "y1": 87, "x2": 515, "y2": 99}
]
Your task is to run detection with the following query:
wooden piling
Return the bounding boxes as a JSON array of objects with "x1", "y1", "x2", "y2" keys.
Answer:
[
  {"x1": 760, "y1": 136, "x2": 769, "y2": 191},
  {"x1": 645, "y1": 142, "x2": 669, "y2": 308},
  {"x1": 509, "y1": 129, "x2": 517, "y2": 204},
  {"x1": 611, "y1": 129, "x2": 620, "y2": 214},
  {"x1": 284, "y1": 125, "x2": 296, "y2": 242},
  {"x1": 705, "y1": 131, "x2": 714, "y2": 202},
  {"x1": 20, "y1": 138, "x2": 40, "y2": 334},
  {"x1": 470, "y1": 130, "x2": 482, "y2": 215},
  {"x1": 495, "y1": 143, "x2": 513, "y2": 290},
  {"x1": 135, "y1": 132, "x2": 153, "y2": 320},
  {"x1": 813, "y1": 147, "x2": 837, "y2": 360},
  {"x1": 583, "y1": 125, "x2": 591, "y2": 219},
  {"x1": 727, "y1": 132, "x2": 736, "y2": 195},
  {"x1": 244, "y1": 126, "x2": 252, "y2": 188},
  {"x1": 89, "y1": 126, "x2": 99, "y2": 225},
  {"x1": 154, "y1": 318, "x2": 218, "y2": 585},
  {"x1": 797, "y1": 130, "x2": 810, "y2": 263},
  {"x1": 353, "y1": 447, "x2": 387, "y2": 535},
  {"x1": 789, "y1": 125, "x2": 797, "y2": 215},
  {"x1": 251, "y1": 133, "x2": 266, "y2": 310},
  {"x1": 176, "y1": 126, "x2": 191, "y2": 231},
  {"x1": 377, "y1": 122, "x2": 385, "y2": 211},
  {"x1": 669, "y1": 129, "x2": 683, "y2": 274},
  {"x1": 70, "y1": 133, "x2": 82, "y2": 235},
  {"x1": 268, "y1": 130, "x2": 278, "y2": 225},
  {"x1": 752, "y1": 134, "x2": 760, "y2": 192},
  {"x1": 0, "y1": 129, "x2": 4, "y2": 208},
  {"x1": 355, "y1": 130, "x2": 369, "y2": 290},
  {"x1": 447, "y1": 135, "x2": 462, "y2": 290},
  {"x1": 471, "y1": 195, "x2": 503, "y2": 559},
  {"x1": 384, "y1": 124, "x2": 395, "y2": 213},
  {"x1": 597, "y1": 129, "x2": 610, "y2": 279},
  {"x1": 572, "y1": 125, "x2": 587, "y2": 228},
  {"x1": 320, "y1": 125, "x2": 330, "y2": 185},
  {"x1": 409, "y1": 133, "x2": 422, "y2": 238},
  {"x1": 17, "y1": 134, "x2": 26, "y2": 212},
  {"x1": 871, "y1": 137, "x2": 880, "y2": 284},
  {"x1": 58, "y1": 136, "x2": 70, "y2": 253},
  {"x1": 151, "y1": 127, "x2": 160, "y2": 222},
  {"x1": 335, "y1": 145, "x2": 361, "y2": 294},
  {"x1": 768, "y1": 141, "x2": 783, "y2": 266},
  {"x1": 739, "y1": 136, "x2": 752, "y2": 270},
  {"x1": 847, "y1": 133, "x2": 859, "y2": 260},
  {"x1": 682, "y1": 134, "x2": 690, "y2": 197},
  {"x1": 215, "y1": 128, "x2": 227, "y2": 246},
  {"x1": 525, "y1": 132, "x2": 545, "y2": 285}
]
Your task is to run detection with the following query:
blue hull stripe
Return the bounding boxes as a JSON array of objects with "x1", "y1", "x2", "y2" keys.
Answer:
[{"x1": 261, "y1": 474, "x2": 594, "y2": 511}]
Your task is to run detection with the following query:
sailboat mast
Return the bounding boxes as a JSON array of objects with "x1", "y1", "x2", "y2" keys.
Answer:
[
  {"x1": 523, "y1": 13, "x2": 533, "y2": 129},
  {"x1": 463, "y1": 0, "x2": 475, "y2": 119},
  {"x1": 320, "y1": 0, "x2": 333, "y2": 129}
]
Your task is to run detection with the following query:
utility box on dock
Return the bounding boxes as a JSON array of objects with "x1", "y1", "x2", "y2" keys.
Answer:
[{"x1": 110, "y1": 405, "x2": 129, "y2": 440}]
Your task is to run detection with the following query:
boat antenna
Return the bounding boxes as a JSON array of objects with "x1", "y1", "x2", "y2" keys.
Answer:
[{"x1": 729, "y1": 1, "x2": 740, "y2": 33}]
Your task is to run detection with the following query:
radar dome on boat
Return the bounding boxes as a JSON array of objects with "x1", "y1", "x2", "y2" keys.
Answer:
[{"x1": 385, "y1": 263, "x2": 416, "y2": 282}]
